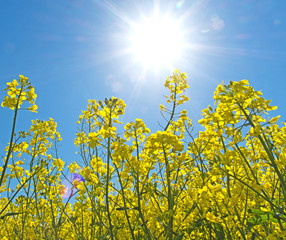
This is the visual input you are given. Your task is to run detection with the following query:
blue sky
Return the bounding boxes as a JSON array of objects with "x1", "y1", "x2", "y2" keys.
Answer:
[{"x1": 1, "y1": 0, "x2": 286, "y2": 166}]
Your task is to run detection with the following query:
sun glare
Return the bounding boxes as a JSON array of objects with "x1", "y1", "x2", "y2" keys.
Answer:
[{"x1": 130, "y1": 14, "x2": 185, "y2": 68}]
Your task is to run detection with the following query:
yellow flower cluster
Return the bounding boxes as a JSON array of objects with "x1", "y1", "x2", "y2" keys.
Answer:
[
  {"x1": 163, "y1": 69, "x2": 189, "y2": 106},
  {"x1": 1, "y1": 75, "x2": 37, "y2": 112}
]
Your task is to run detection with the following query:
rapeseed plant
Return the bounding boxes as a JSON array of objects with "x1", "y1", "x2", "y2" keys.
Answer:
[{"x1": 1, "y1": 72, "x2": 285, "y2": 239}]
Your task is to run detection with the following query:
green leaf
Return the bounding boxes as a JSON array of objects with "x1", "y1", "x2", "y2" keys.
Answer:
[
  {"x1": 248, "y1": 208, "x2": 279, "y2": 224},
  {"x1": 69, "y1": 216, "x2": 77, "y2": 224},
  {"x1": 0, "y1": 212, "x2": 22, "y2": 220},
  {"x1": 174, "y1": 233, "x2": 184, "y2": 240},
  {"x1": 116, "y1": 207, "x2": 130, "y2": 211}
]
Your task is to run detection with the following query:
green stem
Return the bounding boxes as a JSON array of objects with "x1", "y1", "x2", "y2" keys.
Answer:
[
  {"x1": 134, "y1": 128, "x2": 153, "y2": 240},
  {"x1": 0, "y1": 85, "x2": 24, "y2": 187},
  {"x1": 164, "y1": 83, "x2": 177, "y2": 131},
  {"x1": 114, "y1": 163, "x2": 135, "y2": 240},
  {"x1": 105, "y1": 110, "x2": 113, "y2": 239},
  {"x1": 237, "y1": 102, "x2": 286, "y2": 200},
  {"x1": 163, "y1": 145, "x2": 174, "y2": 240},
  {"x1": 0, "y1": 167, "x2": 40, "y2": 217}
]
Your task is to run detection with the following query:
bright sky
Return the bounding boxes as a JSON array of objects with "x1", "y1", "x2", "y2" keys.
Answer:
[{"x1": 1, "y1": 0, "x2": 286, "y2": 166}]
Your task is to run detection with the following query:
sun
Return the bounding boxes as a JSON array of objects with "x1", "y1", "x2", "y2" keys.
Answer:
[{"x1": 129, "y1": 14, "x2": 185, "y2": 69}]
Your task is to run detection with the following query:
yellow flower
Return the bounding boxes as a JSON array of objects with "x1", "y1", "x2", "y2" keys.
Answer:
[
  {"x1": 206, "y1": 212, "x2": 221, "y2": 223},
  {"x1": 52, "y1": 158, "x2": 65, "y2": 171}
]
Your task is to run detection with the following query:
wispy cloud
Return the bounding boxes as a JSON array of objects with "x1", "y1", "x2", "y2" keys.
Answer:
[
  {"x1": 105, "y1": 74, "x2": 122, "y2": 93},
  {"x1": 201, "y1": 14, "x2": 224, "y2": 33},
  {"x1": 273, "y1": 19, "x2": 281, "y2": 25},
  {"x1": 211, "y1": 15, "x2": 224, "y2": 31}
]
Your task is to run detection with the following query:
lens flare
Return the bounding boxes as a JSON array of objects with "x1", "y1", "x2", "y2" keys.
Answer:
[
  {"x1": 72, "y1": 173, "x2": 84, "y2": 186},
  {"x1": 71, "y1": 172, "x2": 84, "y2": 189},
  {"x1": 73, "y1": 173, "x2": 84, "y2": 182},
  {"x1": 60, "y1": 184, "x2": 69, "y2": 198},
  {"x1": 60, "y1": 173, "x2": 84, "y2": 198}
]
